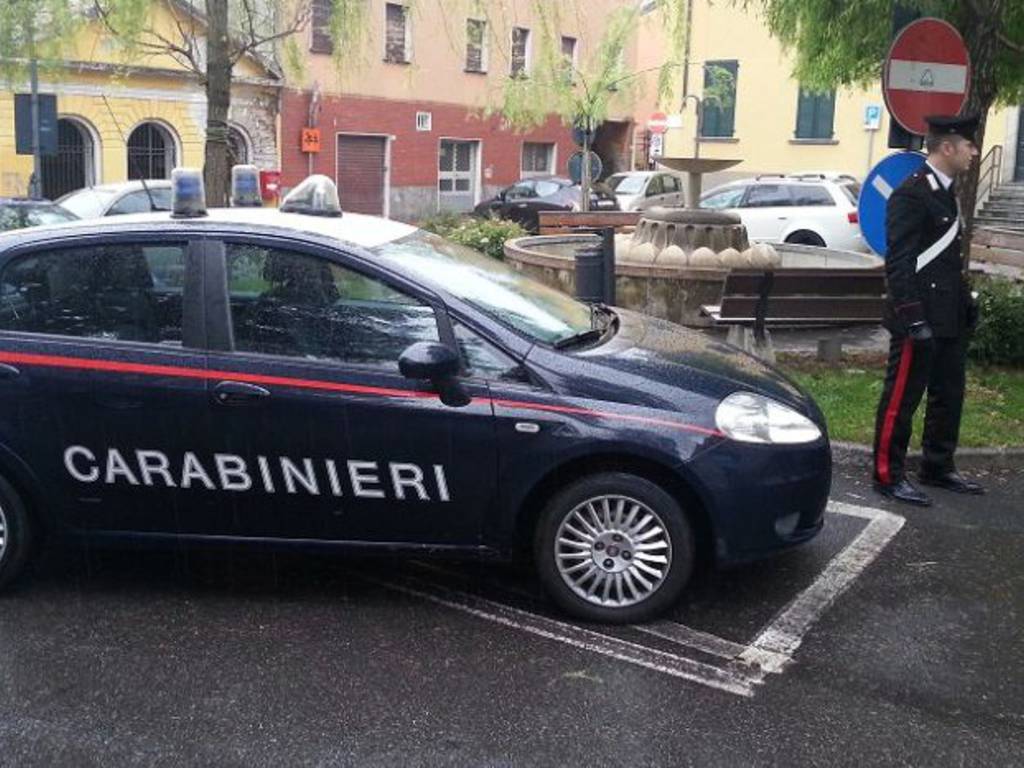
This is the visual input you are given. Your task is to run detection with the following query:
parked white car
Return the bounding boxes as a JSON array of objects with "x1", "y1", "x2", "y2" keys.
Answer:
[
  {"x1": 58, "y1": 181, "x2": 172, "y2": 220},
  {"x1": 606, "y1": 171, "x2": 686, "y2": 211},
  {"x1": 700, "y1": 174, "x2": 866, "y2": 252}
]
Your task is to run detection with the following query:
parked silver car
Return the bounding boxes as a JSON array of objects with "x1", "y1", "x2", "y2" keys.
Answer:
[
  {"x1": 606, "y1": 171, "x2": 686, "y2": 211},
  {"x1": 57, "y1": 180, "x2": 172, "y2": 219}
]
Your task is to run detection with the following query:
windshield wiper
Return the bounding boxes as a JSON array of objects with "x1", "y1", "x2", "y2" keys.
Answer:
[{"x1": 554, "y1": 328, "x2": 605, "y2": 350}]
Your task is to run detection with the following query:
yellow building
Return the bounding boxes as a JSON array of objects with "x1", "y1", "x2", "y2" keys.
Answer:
[
  {"x1": 630, "y1": 1, "x2": 1021, "y2": 194},
  {"x1": 0, "y1": 2, "x2": 279, "y2": 201}
]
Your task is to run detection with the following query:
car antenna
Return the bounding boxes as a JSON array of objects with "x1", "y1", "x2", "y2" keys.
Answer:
[{"x1": 101, "y1": 95, "x2": 159, "y2": 213}]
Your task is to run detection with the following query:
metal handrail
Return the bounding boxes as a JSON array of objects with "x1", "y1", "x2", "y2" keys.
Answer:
[{"x1": 974, "y1": 144, "x2": 1003, "y2": 213}]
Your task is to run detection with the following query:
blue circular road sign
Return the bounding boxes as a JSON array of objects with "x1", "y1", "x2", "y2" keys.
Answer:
[
  {"x1": 568, "y1": 151, "x2": 603, "y2": 184},
  {"x1": 859, "y1": 151, "x2": 926, "y2": 256}
]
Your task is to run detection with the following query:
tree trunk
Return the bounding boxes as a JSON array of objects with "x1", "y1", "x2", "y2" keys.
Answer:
[
  {"x1": 204, "y1": 0, "x2": 232, "y2": 207},
  {"x1": 956, "y1": 0, "x2": 1003, "y2": 265}
]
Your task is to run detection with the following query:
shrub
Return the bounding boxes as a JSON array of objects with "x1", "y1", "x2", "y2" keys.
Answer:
[
  {"x1": 417, "y1": 213, "x2": 526, "y2": 261},
  {"x1": 968, "y1": 277, "x2": 1024, "y2": 367}
]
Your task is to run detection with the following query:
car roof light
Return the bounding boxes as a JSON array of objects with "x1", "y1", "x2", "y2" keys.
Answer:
[
  {"x1": 170, "y1": 167, "x2": 207, "y2": 218},
  {"x1": 230, "y1": 164, "x2": 263, "y2": 207},
  {"x1": 279, "y1": 175, "x2": 343, "y2": 217}
]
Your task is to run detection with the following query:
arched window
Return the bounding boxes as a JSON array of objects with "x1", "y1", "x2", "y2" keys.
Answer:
[
  {"x1": 227, "y1": 125, "x2": 250, "y2": 166},
  {"x1": 127, "y1": 122, "x2": 177, "y2": 180},
  {"x1": 42, "y1": 118, "x2": 97, "y2": 200}
]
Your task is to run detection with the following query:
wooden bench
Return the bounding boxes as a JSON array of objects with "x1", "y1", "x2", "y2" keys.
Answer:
[
  {"x1": 701, "y1": 268, "x2": 887, "y2": 361},
  {"x1": 537, "y1": 211, "x2": 641, "y2": 235}
]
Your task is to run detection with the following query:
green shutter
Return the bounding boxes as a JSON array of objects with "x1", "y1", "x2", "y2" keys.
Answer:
[
  {"x1": 795, "y1": 87, "x2": 835, "y2": 139},
  {"x1": 701, "y1": 60, "x2": 737, "y2": 138}
]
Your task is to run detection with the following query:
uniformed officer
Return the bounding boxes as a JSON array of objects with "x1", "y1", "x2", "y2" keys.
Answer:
[{"x1": 872, "y1": 114, "x2": 985, "y2": 506}]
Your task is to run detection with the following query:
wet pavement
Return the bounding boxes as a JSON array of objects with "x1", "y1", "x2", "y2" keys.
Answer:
[{"x1": 1, "y1": 450, "x2": 1021, "y2": 767}]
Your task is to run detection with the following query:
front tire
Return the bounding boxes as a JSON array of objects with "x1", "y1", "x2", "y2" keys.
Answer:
[
  {"x1": 534, "y1": 473, "x2": 694, "y2": 624},
  {"x1": 0, "y1": 476, "x2": 34, "y2": 591}
]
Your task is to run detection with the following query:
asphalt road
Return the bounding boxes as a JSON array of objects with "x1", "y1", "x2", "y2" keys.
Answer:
[{"x1": 1, "y1": 450, "x2": 1021, "y2": 767}]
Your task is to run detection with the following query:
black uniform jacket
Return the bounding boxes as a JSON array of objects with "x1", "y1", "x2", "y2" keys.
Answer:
[{"x1": 884, "y1": 166, "x2": 970, "y2": 338}]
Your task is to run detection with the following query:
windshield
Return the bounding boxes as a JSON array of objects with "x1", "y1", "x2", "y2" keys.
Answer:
[
  {"x1": 608, "y1": 174, "x2": 646, "y2": 195},
  {"x1": 371, "y1": 231, "x2": 595, "y2": 345},
  {"x1": 0, "y1": 204, "x2": 77, "y2": 231},
  {"x1": 839, "y1": 182, "x2": 861, "y2": 205},
  {"x1": 57, "y1": 188, "x2": 119, "y2": 219}
]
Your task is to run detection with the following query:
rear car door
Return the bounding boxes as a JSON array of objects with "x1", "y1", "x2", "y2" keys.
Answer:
[
  {"x1": 200, "y1": 236, "x2": 497, "y2": 546},
  {"x1": 739, "y1": 184, "x2": 795, "y2": 242},
  {"x1": 0, "y1": 232, "x2": 208, "y2": 536}
]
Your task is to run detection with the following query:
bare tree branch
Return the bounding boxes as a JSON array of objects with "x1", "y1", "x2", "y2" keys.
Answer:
[{"x1": 229, "y1": 3, "x2": 310, "y2": 65}]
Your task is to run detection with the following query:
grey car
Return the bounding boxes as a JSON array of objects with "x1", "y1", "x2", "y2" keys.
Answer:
[{"x1": 57, "y1": 181, "x2": 173, "y2": 220}]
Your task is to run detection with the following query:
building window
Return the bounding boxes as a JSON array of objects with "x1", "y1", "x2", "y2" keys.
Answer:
[
  {"x1": 41, "y1": 118, "x2": 96, "y2": 200},
  {"x1": 560, "y1": 35, "x2": 577, "y2": 82},
  {"x1": 521, "y1": 142, "x2": 554, "y2": 176},
  {"x1": 511, "y1": 27, "x2": 530, "y2": 78},
  {"x1": 466, "y1": 18, "x2": 487, "y2": 73},
  {"x1": 310, "y1": 0, "x2": 334, "y2": 54},
  {"x1": 384, "y1": 3, "x2": 411, "y2": 64},
  {"x1": 227, "y1": 125, "x2": 249, "y2": 166},
  {"x1": 795, "y1": 88, "x2": 836, "y2": 140},
  {"x1": 700, "y1": 60, "x2": 738, "y2": 138},
  {"x1": 127, "y1": 122, "x2": 176, "y2": 180}
]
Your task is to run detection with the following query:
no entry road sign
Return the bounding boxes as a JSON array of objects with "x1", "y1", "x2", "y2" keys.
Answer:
[
  {"x1": 884, "y1": 18, "x2": 970, "y2": 136},
  {"x1": 859, "y1": 151, "x2": 927, "y2": 256}
]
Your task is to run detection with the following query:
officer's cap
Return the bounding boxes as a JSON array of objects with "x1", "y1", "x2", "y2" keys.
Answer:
[{"x1": 925, "y1": 113, "x2": 980, "y2": 144}]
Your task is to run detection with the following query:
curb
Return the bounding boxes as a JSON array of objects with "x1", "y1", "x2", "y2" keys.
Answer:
[{"x1": 831, "y1": 441, "x2": 1024, "y2": 470}]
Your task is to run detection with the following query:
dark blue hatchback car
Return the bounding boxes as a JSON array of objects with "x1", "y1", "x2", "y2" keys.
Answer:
[{"x1": 0, "y1": 182, "x2": 830, "y2": 623}]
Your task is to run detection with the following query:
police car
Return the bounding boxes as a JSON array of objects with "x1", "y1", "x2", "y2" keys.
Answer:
[{"x1": 0, "y1": 168, "x2": 831, "y2": 623}]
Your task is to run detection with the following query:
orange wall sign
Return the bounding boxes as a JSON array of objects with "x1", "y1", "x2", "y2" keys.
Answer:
[{"x1": 301, "y1": 128, "x2": 321, "y2": 153}]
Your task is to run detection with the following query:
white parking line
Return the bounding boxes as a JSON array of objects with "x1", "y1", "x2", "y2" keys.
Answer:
[
  {"x1": 369, "y1": 501, "x2": 905, "y2": 696},
  {"x1": 740, "y1": 501, "x2": 905, "y2": 673}
]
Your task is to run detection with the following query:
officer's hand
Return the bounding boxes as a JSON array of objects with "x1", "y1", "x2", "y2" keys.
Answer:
[{"x1": 908, "y1": 321, "x2": 933, "y2": 343}]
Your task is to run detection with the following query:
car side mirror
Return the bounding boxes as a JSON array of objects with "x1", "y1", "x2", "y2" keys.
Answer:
[{"x1": 399, "y1": 342, "x2": 470, "y2": 407}]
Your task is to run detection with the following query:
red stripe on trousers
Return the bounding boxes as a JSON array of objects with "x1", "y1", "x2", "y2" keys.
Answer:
[{"x1": 876, "y1": 337, "x2": 914, "y2": 485}]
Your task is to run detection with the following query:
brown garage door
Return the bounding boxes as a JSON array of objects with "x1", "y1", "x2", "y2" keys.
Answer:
[{"x1": 336, "y1": 134, "x2": 387, "y2": 215}]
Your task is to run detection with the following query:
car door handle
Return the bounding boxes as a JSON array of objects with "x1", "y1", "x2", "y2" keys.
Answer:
[
  {"x1": 0, "y1": 363, "x2": 20, "y2": 380},
  {"x1": 213, "y1": 380, "x2": 271, "y2": 405}
]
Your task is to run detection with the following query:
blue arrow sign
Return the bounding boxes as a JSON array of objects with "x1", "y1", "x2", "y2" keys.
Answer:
[{"x1": 859, "y1": 151, "x2": 926, "y2": 256}]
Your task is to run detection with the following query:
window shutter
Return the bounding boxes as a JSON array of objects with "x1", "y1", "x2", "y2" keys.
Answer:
[
  {"x1": 311, "y1": 0, "x2": 334, "y2": 54},
  {"x1": 466, "y1": 19, "x2": 485, "y2": 72},
  {"x1": 511, "y1": 27, "x2": 529, "y2": 76},
  {"x1": 385, "y1": 4, "x2": 408, "y2": 63},
  {"x1": 701, "y1": 60, "x2": 737, "y2": 138}
]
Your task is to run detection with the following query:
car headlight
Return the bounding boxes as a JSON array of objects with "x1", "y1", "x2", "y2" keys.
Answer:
[{"x1": 714, "y1": 392, "x2": 822, "y2": 445}]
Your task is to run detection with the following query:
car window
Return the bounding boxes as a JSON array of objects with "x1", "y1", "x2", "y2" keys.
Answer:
[
  {"x1": 56, "y1": 188, "x2": 118, "y2": 219},
  {"x1": 453, "y1": 322, "x2": 523, "y2": 381},
  {"x1": 533, "y1": 180, "x2": 561, "y2": 197},
  {"x1": 839, "y1": 182, "x2": 861, "y2": 205},
  {"x1": 0, "y1": 242, "x2": 186, "y2": 344},
  {"x1": 372, "y1": 231, "x2": 593, "y2": 345},
  {"x1": 506, "y1": 182, "x2": 536, "y2": 200},
  {"x1": 0, "y1": 204, "x2": 77, "y2": 231},
  {"x1": 108, "y1": 188, "x2": 172, "y2": 215},
  {"x1": 225, "y1": 243, "x2": 439, "y2": 369},
  {"x1": 663, "y1": 175, "x2": 681, "y2": 194},
  {"x1": 701, "y1": 187, "x2": 745, "y2": 209},
  {"x1": 608, "y1": 175, "x2": 646, "y2": 195},
  {"x1": 790, "y1": 185, "x2": 835, "y2": 206},
  {"x1": 646, "y1": 176, "x2": 664, "y2": 196},
  {"x1": 743, "y1": 185, "x2": 793, "y2": 208}
]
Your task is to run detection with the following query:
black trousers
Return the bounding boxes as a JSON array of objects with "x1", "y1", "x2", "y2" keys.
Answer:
[{"x1": 873, "y1": 331, "x2": 968, "y2": 485}]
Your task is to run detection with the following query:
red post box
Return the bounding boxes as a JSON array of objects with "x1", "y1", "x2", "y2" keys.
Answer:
[{"x1": 259, "y1": 169, "x2": 281, "y2": 202}]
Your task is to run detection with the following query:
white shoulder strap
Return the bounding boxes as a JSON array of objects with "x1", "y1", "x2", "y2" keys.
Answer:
[{"x1": 916, "y1": 217, "x2": 960, "y2": 272}]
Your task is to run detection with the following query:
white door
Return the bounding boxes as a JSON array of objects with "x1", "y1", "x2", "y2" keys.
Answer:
[{"x1": 438, "y1": 140, "x2": 479, "y2": 212}]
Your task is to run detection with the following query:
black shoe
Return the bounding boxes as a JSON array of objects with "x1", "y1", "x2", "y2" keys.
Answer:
[
  {"x1": 873, "y1": 478, "x2": 932, "y2": 506},
  {"x1": 918, "y1": 470, "x2": 986, "y2": 495}
]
